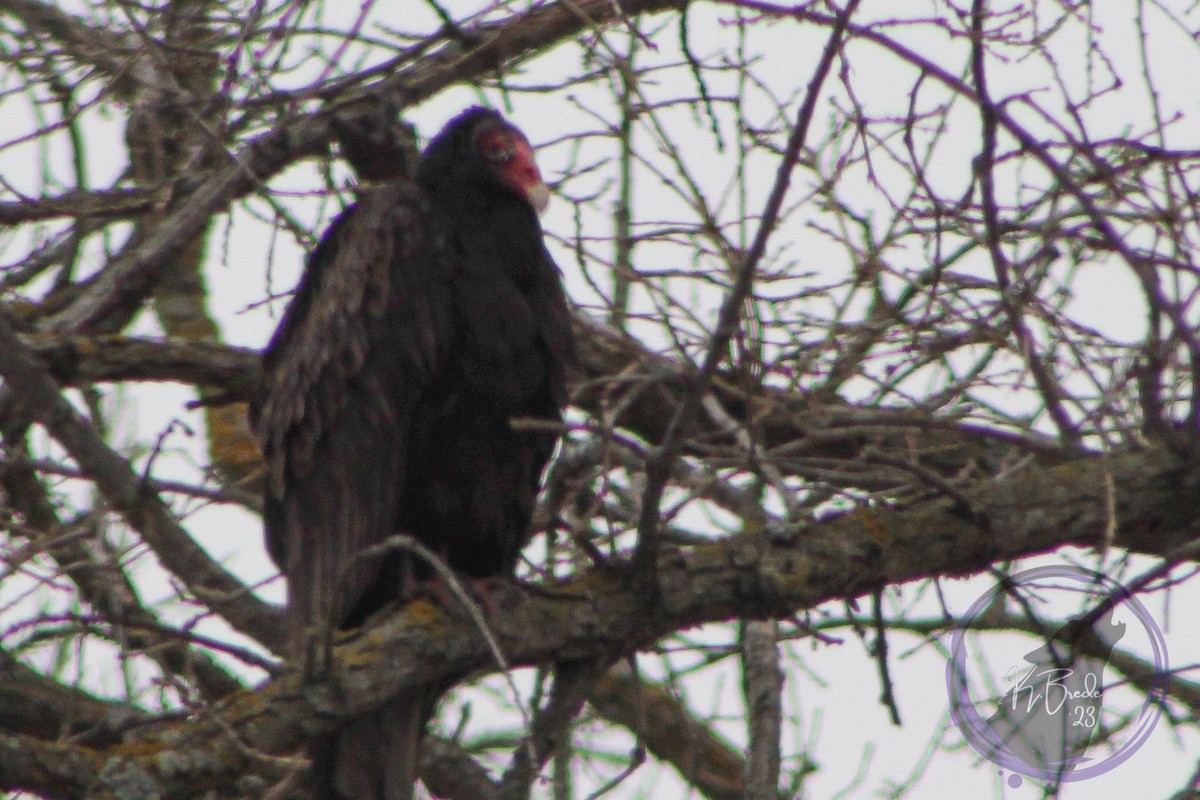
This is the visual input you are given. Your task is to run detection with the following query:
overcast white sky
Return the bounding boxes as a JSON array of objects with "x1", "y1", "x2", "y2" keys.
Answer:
[{"x1": 2, "y1": 2, "x2": 1199, "y2": 798}]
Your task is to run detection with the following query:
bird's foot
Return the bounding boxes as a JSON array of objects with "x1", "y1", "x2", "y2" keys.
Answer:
[{"x1": 409, "y1": 574, "x2": 511, "y2": 632}]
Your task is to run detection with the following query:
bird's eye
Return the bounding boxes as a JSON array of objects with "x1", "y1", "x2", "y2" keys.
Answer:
[
  {"x1": 486, "y1": 145, "x2": 514, "y2": 162},
  {"x1": 477, "y1": 129, "x2": 517, "y2": 162}
]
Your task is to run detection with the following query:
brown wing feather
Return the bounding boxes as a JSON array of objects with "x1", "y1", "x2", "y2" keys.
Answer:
[
  {"x1": 255, "y1": 107, "x2": 576, "y2": 800},
  {"x1": 252, "y1": 181, "x2": 450, "y2": 648}
]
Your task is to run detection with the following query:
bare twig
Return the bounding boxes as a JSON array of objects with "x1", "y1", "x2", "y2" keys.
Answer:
[
  {"x1": 0, "y1": 308, "x2": 284, "y2": 652},
  {"x1": 632, "y1": 0, "x2": 863, "y2": 583}
]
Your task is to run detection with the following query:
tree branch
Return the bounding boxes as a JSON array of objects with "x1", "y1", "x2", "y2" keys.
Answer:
[
  {"x1": 587, "y1": 661, "x2": 745, "y2": 800},
  {"x1": 34, "y1": 0, "x2": 683, "y2": 335},
  {"x1": 0, "y1": 732, "x2": 100, "y2": 800},
  {"x1": 0, "y1": 188, "x2": 157, "y2": 224},
  {"x1": 0, "y1": 310, "x2": 284, "y2": 652},
  {"x1": 741, "y1": 620, "x2": 783, "y2": 800},
  {"x1": 8, "y1": 442, "x2": 1191, "y2": 799},
  {"x1": 496, "y1": 658, "x2": 614, "y2": 800},
  {"x1": 632, "y1": 0, "x2": 861, "y2": 579},
  {"x1": 25, "y1": 312, "x2": 1074, "y2": 486},
  {"x1": 0, "y1": 646, "x2": 151, "y2": 746},
  {"x1": 0, "y1": 0, "x2": 130, "y2": 79}
]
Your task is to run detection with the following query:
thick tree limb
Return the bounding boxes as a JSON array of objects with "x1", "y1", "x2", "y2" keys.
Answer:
[
  {"x1": 34, "y1": 0, "x2": 681, "y2": 334},
  {"x1": 0, "y1": 0, "x2": 131, "y2": 79},
  {"x1": 741, "y1": 620, "x2": 783, "y2": 800},
  {"x1": 0, "y1": 451, "x2": 248, "y2": 700},
  {"x1": 26, "y1": 334, "x2": 260, "y2": 396},
  {"x1": 26, "y1": 312, "x2": 1072, "y2": 488},
  {"x1": 0, "y1": 310, "x2": 285, "y2": 653},
  {"x1": 496, "y1": 658, "x2": 615, "y2": 800},
  {"x1": 0, "y1": 647, "x2": 150, "y2": 746},
  {"x1": 6, "y1": 443, "x2": 1192, "y2": 799},
  {"x1": 0, "y1": 188, "x2": 157, "y2": 224},
  {"x1": 0, "y1": 732, "x2": 100, "y2": 800},
  {"x1": 421, "y1": 738, "x2": 501, "y2": 800},
  {"x1": 587, "y1": 661, "x2": 745, "y2": 800}
]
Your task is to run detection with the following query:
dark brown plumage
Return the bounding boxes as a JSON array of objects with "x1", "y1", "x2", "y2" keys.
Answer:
[{"x1": 252, "y1": 106, "x2": 574, "y2": 800}]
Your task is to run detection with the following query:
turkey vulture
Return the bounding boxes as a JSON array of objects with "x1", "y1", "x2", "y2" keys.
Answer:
[{"x1": 252, "y1": 106, "x2": 575, "y2": 800}]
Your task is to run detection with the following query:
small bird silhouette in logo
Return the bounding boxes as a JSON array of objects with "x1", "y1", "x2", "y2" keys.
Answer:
[{"x1": 985, "y1": 604, "x2": 1126, "y2": 780}]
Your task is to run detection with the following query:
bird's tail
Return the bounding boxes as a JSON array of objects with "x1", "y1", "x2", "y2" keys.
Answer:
[{"x1": 311, "y1": 693, "x2": 432, "y2": 800}]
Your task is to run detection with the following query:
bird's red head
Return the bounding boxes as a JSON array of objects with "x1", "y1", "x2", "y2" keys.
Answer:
[{"x1": 473, "y1": 121, "x2": 551, "y2": 215}]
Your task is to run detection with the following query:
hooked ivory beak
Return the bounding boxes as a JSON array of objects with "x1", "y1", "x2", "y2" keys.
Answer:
[{"x1": 527, "y1": 181, "x2": 551, "y2": 215}]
